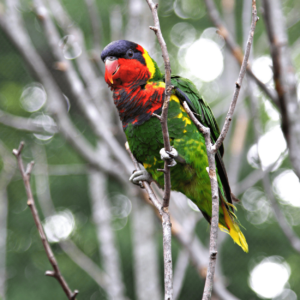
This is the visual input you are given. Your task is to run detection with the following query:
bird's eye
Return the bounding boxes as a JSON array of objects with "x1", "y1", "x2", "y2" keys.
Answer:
[{"x1": 127, "y1": 49, "x2": 134, "y2": 58}]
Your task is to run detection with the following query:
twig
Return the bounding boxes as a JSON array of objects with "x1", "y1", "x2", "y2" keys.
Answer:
[
  {"x1": 183, "y1": 103, "x2": 218, "y2": 300},
  {"x1": 212, "y1": 1, "x2": 259, "y2": 153},
  {"x1": 248, "y1": 62, "x2": 300, "y2": 254},
  {"x1": 261, "y1": 0, "x2": 300, "y2": 180},
  {"x1": 182, "y1": 2, "x2": 258, "y2": 299},
  {"x1": 32, "y1": 144, "x2": 127, "y2": 297},
  {"x1": 89, "y1": 167, "x2": 127, "y2": 300},
  {"x1": 173, "y1": 249, "x2": 189, "y2": 300},
  {"x1": 34, "y1": 0, "x2": 133, "y2": 174},
  {"x1": 204, "y1": 0, "x2": 279, "y2": 107},
  {"x1": 125, "y1": 142, "x2": 173, "y2": 300},
  {"x1": 0, "y1": 10, "x2": 124, "y2": 182},
  {"x1": 0, "y1": 109, "x2": 58, "y2": 134},
  {"x1": 145, "y1": 0, "x2": 172, "y2": 209},
  {"x1": 12, "y1": 142, "x2": 78, "y2": 300}
]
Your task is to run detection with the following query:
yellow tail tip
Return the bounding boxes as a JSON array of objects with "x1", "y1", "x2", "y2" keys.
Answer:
[
  {"x1": 220, "y1": 202, "x2": 248, "y2": 252},
  {"x1": 219, "y1": 224, "x2": 248, "y2": 252}
]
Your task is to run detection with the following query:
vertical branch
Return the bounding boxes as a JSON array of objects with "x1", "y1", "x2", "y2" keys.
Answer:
[
  {"x1": 89, "y1": 164, "x2": 127, "y2": 300},
  {"x1": 32, "y1": 144, "x2": 123, "y2": 294},
  {"x1": 0, "y1": 142, "x2": 16, "y2": 298},
  {"x1": 261, "y1": 0, "x2": 300, "y2": 180},
  {"x1": 248, "y1": 68, "x2": 300, "y2": 254},
  {"x1": 125, "y1": 143, "x2": 173, "y2": 300},
  {"x1": 145, "y1": 0, "x2": 172, "y2": 208},
  {"x1": 131, "y1": 196, "x2": 162, "y2": 300},
  {"x1": 204, "y1": 0, "x2": 278, "y2": 106},
  {"x1": 144, "y1": 1, "x2": 174, "y2": 299},
  {"x1": 182, "y1": 2, "x2": 258, "y2": 299},
  {"x1": 12, "y1": 142, "x2": 78, "y2": 300}
]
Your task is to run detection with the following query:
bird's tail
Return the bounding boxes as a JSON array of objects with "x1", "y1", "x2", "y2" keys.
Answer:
[{"x1": 219, "y1": 202, "x2": 248, "y2": 252}]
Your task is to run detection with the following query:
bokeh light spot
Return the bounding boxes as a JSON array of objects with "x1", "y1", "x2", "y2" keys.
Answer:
[
  {"x1": 184, "y1": 38, "x2": 224, "y2": 82},
  {"x1": 249, "y1": 256, "x2": 290, "y2": 299},
  {"x1": 170, "y1": 22, "x2": 196, "y2": 48},
  {"x1": 59, "y1": 35, "x2": 82, "y2": 60},
  {"x1": 247, "y1": 126, "x2": 286, "y2": 171},
  {"x1": 173, "y1": 0, "x2": 205, "y2": 19},
  {"x1": 273, "y1": 170, "x2": 300, "y2": 207},
  {"x1": 252, "y1": 56, "x2": 273, "y2": 84},
  {"x1": 32, "y1": 114, "x2": 56, "y2": 141},
  {"x1": 20, "y1": 83, "x2": 46, "y2": 112},
  {"x1": 44, "y1": 210, "x2": 75, "y2": 243}
]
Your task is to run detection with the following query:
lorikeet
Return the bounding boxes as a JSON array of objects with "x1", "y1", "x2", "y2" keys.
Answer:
[{"x1": 101, "y1": 40, "x2": 248, "y2": 252}]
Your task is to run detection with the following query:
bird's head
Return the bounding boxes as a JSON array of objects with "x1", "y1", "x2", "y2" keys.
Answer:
[{"x1": 101, "y1": 40, "x2": 162, "y2": 87}]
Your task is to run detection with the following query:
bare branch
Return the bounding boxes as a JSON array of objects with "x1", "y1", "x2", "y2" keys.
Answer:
[
  {"x1": 212, "y1": 2, "x2": 259, "y2": 153},
  {"x1": 261, "y1": 0, "x2": 300, "y2": 180},
  {"x1": 0, "y1": 109, "x2": 58, "y2": 134},
  {"x1": 89, "y1": 168, "x2": 127, "y2": 300},
  {"x1": 181, "y1": 4, "x2": 258, "y2": 297},
  {"x1": 84, "y1": 0, "x2": 102, "y2": 57},
  {"x1": 204, "y1": 0, "x2": 279, "y2": 107},
  {"x1": 0, "y1": 141, "x2": 16, "y2": 297},
  {"x1": 12, "y1": 142, "x2": 78, "y2": 300},
  {"x1": 131, "y1": 196, "x2": 162, "y2": 300},
  {"x1": 0, "y1": 11, "x2": 124, "y2": 183},
  {"x1": 145, "y1": 0, "x2": 172, "y2": 209},
  {"x1": 173, "y1": 249, "x2": 189, "y2": 300},
  {"x1": 248, "y1": 66, "x2": 300, "y2": 254},
  {"x1": 34, "y1": 0, "x2": 133, "y2": 174},
  {"x1": 125, "y1": 142, "x2": 173, "y2": 300},
  {"x1": 32, "y1": 144, "x2": 127, "y2": 297}
]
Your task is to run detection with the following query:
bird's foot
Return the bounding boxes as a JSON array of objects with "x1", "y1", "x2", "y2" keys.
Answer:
[
  {"x1": 129, "y1": 169, "x2": 153, "y2": 188},
  {"x1": 159, "y1": 147, "x2": 178, "y2": 167}
]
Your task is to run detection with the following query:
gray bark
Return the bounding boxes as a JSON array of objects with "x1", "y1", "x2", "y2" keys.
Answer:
[
  {"x1": 131, "y1": 197, "x2": 162, "y2": 300},
  {"x1": 89, "y1": 169, "x2": 127, "y2": 300}
]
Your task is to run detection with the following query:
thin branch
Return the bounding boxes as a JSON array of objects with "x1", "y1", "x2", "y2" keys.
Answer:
[
  {"x1": 145, "y1": 0, "x2": 172, "y2": 209},
  {"x1": 181, "y1": 3, "x2": 258, "y2": 299},
  {"x1": 89, "y1": 167, "x2": 127, "y2": 300},
  {"x1": 0, "y1": 11, "x2": 124, "y2": 183},
  {"x1": 261, "y1": 0, "x2": 300, "y2": 180},
  {"x1": 204, "y1": 0, "x2": 279, "y2": 107},
  {"x1": 248, "y1": 66, "x2": 300, "y2": 254},
  {"x1": 12, "y1": 142, "x2": 78, "y2": 300},
  {"x1": 212, "y1": 2, "x2": 259, "y2": 153},
  {"x1": 0, "y1": 141, "x2": 16, "y2": 298},
  {"x1": 125, "y1": 142, "x2": 173, "y2": 300},
  {"x1": 173, "y1": 249, "x2": 189, "y2": 300},
  {"x1": 32, "y1": 144, "x2": 127, "y2": 297},
  {"x1": 233, "y1": 150, "x2": 287, "y2": 196},
  {"x1": 84, "y1": 0, "x2": 102, "y2": 58},
  {"x1": 183, "y1": 103, "x2": 218, "y2": 300},
  {"x1": 34, "y1": 0, "x2": 133, "y2": 174},
  {"x1": 0, "y1": 109, "x2": 58, "y2": 134}
]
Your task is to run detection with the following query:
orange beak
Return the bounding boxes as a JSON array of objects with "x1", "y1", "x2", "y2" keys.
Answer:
[{"x1": 105, "y1": 59, "x2": 119, "y2": 84}]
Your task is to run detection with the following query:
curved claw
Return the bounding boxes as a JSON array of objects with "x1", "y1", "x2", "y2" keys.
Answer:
[{"x1": 129, "y1": 169, "x2": 153, "y2": 188}]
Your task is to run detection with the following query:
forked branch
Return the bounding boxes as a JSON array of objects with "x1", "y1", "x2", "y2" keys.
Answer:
[
  {"x1": 183, "y1": 1, "x2": 258, "y2": 299},
  {"x1": 12, "y1": 142, "x2": 78, "y2": 300}
]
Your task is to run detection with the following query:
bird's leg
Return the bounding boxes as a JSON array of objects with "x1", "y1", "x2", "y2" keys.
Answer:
[
  {"x1": 129, "y1": 169, "x2": 153, "y2": 188},
  {"x1": 160, "y1": 147, "x2": 186, "y2": 167}
]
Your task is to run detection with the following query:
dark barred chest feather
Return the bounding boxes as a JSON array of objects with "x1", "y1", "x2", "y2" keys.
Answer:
[{"x1": 113, "y1": 80, "x2": 164, "y2": 129}]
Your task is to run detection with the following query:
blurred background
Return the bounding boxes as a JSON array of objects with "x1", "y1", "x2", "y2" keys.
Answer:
[{"x1": 0, "y1": 0, "x2": 300, "y2": 299}]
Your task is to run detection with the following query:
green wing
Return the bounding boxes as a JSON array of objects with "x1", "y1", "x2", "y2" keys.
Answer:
[
  {"x1": 170, "y1": 75, "x2": 224, "y2": 156},
  {"x1": 168, "y1": 75, "x2": 233, "y2": 205}
]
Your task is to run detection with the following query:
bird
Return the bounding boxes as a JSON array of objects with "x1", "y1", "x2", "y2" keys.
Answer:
[{"x1": 101, "y1": 40, "x2": 248, "y2": 252}]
